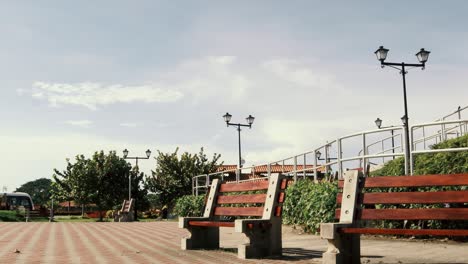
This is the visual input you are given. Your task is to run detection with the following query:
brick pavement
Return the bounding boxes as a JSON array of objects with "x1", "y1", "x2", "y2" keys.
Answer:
[{"x1": 0, "y1": 222, "x2": 466, "y2": 264}]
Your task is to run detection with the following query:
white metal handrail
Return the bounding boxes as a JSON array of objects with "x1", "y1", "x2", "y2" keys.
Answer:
[{"x1": 192, "y1": 106, "x2": 467, "y2": 195}]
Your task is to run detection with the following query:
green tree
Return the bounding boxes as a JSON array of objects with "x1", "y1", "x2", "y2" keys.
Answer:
[
  {"x1": 15, "y1": 178, "x2": 52, "y2": 207},
  {"x1": 90, "y1": 151, "x2": 133, "y2": 221},
  {"x1": 53, "y1": 156, "x2": 95, "y2": 214},
  {"x1": 146, "y1": 147, "x2": 221, "y2": 208},
  {"x1": 53, "y1": 150, "x2": 149, "y2": 221}
]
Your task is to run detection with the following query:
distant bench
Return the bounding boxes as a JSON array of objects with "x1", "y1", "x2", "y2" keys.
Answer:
[
  {"x1": 179, "y1": 174, "x2": 288, "y2": 259},
  {"x1": 320, "y1": 171, "x2": 468, "y2": 264},
  {"x1": 115, "y1": 199, "x2": 134, "y2": 222}
]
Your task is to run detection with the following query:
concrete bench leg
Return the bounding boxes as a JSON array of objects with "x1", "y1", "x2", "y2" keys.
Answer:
[
  {"x1": 237, "y1": 220, "x2": 282, "y2": 259},
  {"x1": 181, "y1": 226, "x2": 219, "y2": 250},
  {"x1": 321, "y1": 223, "x2": 360, "y2": 264}
]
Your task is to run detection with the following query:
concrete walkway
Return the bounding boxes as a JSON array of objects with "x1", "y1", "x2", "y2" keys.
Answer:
[{"x1": 0, "y1": 221, "x2": 466, "y2": 263}]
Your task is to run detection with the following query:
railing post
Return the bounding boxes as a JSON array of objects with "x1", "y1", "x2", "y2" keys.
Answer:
[
  {"x1": 267, "y1": 163, "x2": 271, "y2": 178},
  {"x1": 337, "y1": 138, "x2": 342, "y2": 179},
  {"x1": 192, "y1": 177, "x2": 195, "y2": 196},
  {"x1": 293, "y1": 156, "x2": 297, "y2": 182},
  {"x1": 314, "y1": 150, "x2": 318, "y2": 182},
  {"x1": 303, "y1": 153, "x2": 307, "y2": 179},
  {"x1": 236, "y1": 168, "x2": 240, "y2": 183},
  {"x1": 362, "y1": 133, "x2": 367, "y2": 177},
  {"x1": 410, "y1": 126, "x2": 414, "y2": 175}
]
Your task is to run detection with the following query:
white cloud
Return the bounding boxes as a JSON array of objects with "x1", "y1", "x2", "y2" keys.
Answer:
[
  {"x1": 262, "y1": 59, "x2": 338, "y2": 90},
  {"x1": 65, "y1": 120, "x2": 93, "y2": 128},
  {"x1": 30, "y1": 82, "x2": 184, "y2": 110},
  {"x1": 120, "y1": 123, "x2": 138, "y2": 128}
]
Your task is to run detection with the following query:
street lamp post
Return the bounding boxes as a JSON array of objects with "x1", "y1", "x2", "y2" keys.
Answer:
[
  {"x1": 123, "y1": 149, "x2": 151, "y2": 201},
  {"x1": 375, "y1": 118, "x2": 395, "y2": 159},
  {"x1": 316, "y1": 149, "x2": 337, "y2": 177},
  {"x1": 374, "y1": 46, "x2": 431, "y2": 174},
  {"x1": 223, "y1": 112, "x2": 255, "y2": 170}
]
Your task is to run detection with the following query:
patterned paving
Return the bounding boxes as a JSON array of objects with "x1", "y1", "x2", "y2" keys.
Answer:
[{"x1": 0, "y1": 222, "x2": 322, "y2": 264}]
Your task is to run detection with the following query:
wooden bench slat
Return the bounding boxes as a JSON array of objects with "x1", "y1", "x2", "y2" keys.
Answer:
[
  {"x1": 340, "y1": 228, "x2": 468, "y2": 236},
  {"x1": 278, "y1": 192, "x2": 285, "y2": 203},
  {"x1": 338, "y1": 174, "x2": 468, "y2": 188},
  {"x1": 336, "y1": 208, "x2": 468, "y2": 220},
  {"x1": 188, "y1": 221, "x2": 235, "y2": 227},
  {"x1": 220, "y1": 180, "x2": 269, "y2": 192},
  {"x1": 337, "y1": 191, "x2": 468, "y2": 204},
  {"x1": 275, "y1": 206, "x2": 282, "y2": 217},
  {"x1": 214, "y1": 206, "x2": 264, "y2": 216},
  {"x1": 217, "y1": 194, "x2": 267, "y2": 204}
]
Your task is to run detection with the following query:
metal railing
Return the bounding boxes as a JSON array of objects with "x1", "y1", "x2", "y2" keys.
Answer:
[{"x1": 192, "y1": 106, "x2": 467, "y2": 195}]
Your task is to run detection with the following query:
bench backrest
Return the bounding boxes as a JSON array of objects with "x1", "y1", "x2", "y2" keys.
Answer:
[
  {"x1": 203, "y1": 174, "x2": 288, "y2": 220},
  {"x1": 337, "y1": 171, "x2": 468, "y2": 223}
]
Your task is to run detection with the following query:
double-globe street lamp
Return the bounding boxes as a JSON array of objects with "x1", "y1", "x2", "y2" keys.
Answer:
[
  {"x1": 223, "y1": 112, "x2": 255, "y2": 170},
  {"x1": 123, "y1": 149, "x2": 151, "y2": 201},
  {"x1": 374, "y1": 46, "x2": 431, "y2": 174}
]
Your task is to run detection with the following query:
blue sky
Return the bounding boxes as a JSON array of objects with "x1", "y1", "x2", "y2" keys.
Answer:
[{"x1": 1, "y1": 1, "x2": 467, "y2": 191}]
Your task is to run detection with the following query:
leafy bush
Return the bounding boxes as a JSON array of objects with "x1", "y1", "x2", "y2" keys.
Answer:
[
  {"x1": 283, "y1": 180, "x2": 338, "y2": 234},
  {"x1": 173, "y1": 195, "x2": 205, "y2": 217},
  {"x1": 368, "y1": 134, "x2": 467, "y2": 232}
]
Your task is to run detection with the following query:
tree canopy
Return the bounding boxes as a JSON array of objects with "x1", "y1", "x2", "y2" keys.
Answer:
[
  {"x1": 146, "y1": 147, "x2": 222, "y2": 207},
  {"x1": 15, "y1": 178, "x2": 52, "y2": 207},
  {"x1": 52, "y1": 150, "x2": 148, "y2": 220}
]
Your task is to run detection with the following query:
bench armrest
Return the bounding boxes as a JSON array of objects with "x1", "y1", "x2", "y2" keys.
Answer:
[
  {"x1": 320, "y1": 223, "x2": 354, "y2": 239},
  {"x1": 179, "y1": 217, "x2": 210, "y2": 228},
  {"x1": 234, "y1": 219, "x2": 271, "y2": 233}
]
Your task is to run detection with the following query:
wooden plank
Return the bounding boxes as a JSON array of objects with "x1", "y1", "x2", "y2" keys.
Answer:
[
  {"x1": 188, "y1": 221, "x2": 235, "y2": 227},
  {"x1": 360, "y1": 208, "x2": 468, "y2": 220},
  {"x1": 214, "y1": 206, "x2": 264, "y2": 216},
  {"x1": 280, "y1": 179, "x2": 288, "y2": 190},
  {"x1": 337, "y1": 174, "x2": 468, "y2": 188},
  {"x1": 336, "y1": 208, "x2": 468, "y2": 220},
  {"x1": 220, "y1": 180, "x2": 269, "y2": 192},
  {"x1": 365, "y1": 174, "x2": 468, "y2": 188},
  {"x1": 340, "y1": 228, "x2": 468, "y2": 236},
  {"x1": 278, "y1": 192, "x2": 285, "y2": 203},
  {"x1": 337, "y1": 191, "x2": 468, "y2": 204},
  {"x1": 217, "y1": 194, "x2": 266, "y2": 204},
  {"x1": 275, "y1": 206, "x2": 282, "y2": 217}
]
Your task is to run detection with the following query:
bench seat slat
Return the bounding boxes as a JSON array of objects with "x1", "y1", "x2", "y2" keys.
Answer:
[
  {"x1": 220, "y1": 181, "x2": 269, "y2": 192},
  {"x1": 340, "y1": 228, "x2": 468, "y2": 236},
  {"x1": 217, "y1": 194, "x2": 266, "y2": 204},
  {"x1": 188, "y1": 221, "x2": 235, "y2": 227},
  {"x1": 214, "y1": 206, "x2": 264, "y2": 216},
  {"x1": 338, "y1": 174, "x2": 468, "y2": 188},
  {"x1": 337, "y1": 191, "x2": 468, "y2": 204},
  {"x1": 336, "y1": 208, "x2": 468, "y2": 220}
]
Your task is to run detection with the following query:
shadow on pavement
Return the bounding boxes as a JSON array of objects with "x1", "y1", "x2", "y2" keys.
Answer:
[{"x1": 218, "y1": 247, "x2": 324, "y2": 261}]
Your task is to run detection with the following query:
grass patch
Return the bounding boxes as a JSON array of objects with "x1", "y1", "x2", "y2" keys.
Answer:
[{"x1": 0, "y1": 210, "x2": 24, "y2": 222}]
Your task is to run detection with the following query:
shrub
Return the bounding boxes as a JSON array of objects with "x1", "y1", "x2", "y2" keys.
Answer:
[
  {"x1": 173, "y1": 195, "x2": 205, "y2": 217},
  {"x1": 368, "y1": 134, "x2": 467, "y2": 232},
  {"x1": 283, "y1": 180, "x2": 338, "y2": 234}
]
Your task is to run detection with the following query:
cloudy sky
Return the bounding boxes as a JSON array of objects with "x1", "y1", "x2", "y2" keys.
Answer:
[{"x1": 1, "y1": 1, "x2": 467, "y2": 191}]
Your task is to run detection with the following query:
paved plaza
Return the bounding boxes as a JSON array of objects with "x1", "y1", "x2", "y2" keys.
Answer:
[{"x1": 0, "y1": 221, "x2": 466, "y2": 263}]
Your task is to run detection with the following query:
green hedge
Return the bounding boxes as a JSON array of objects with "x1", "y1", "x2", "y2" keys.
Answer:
[
  {"x1": 173, "y1": 195, "x2": 205, "y2": 217},
  {"x1": 368, "y1": 134, "x2": 467, "y2": 231},
  {"x1": 283, "y1": 180, "x2": 338, "y2": 234}
]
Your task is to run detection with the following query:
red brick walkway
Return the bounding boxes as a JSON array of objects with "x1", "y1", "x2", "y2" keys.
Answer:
[{"x1": 0, "y1": 222, "x2": 321, "y2": 264}]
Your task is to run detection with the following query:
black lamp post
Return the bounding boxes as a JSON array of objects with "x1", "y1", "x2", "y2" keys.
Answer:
[
  {"x1": 375, "y1": 118, "x2": 395, "y2": 159},
  {"x1": 123, "y1": 149, "x2": 151, "y2": 221},
  {"x1": 374, "y1": 46, "x2": 430, "y2": 174},
  {"x1": 123, "y1": 149, "x2": 151, "y2": 200},
  {"x1": 223, "y1": 112, "x2": 255, "y2": 168}
]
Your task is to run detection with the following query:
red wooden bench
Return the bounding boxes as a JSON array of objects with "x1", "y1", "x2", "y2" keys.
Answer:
[
  {"x1": 179, "y1": 174, "x2": 288, "y2": 259},
  {"x1": 320, "y1": 171, "x2": 468, "y2": 264}
]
